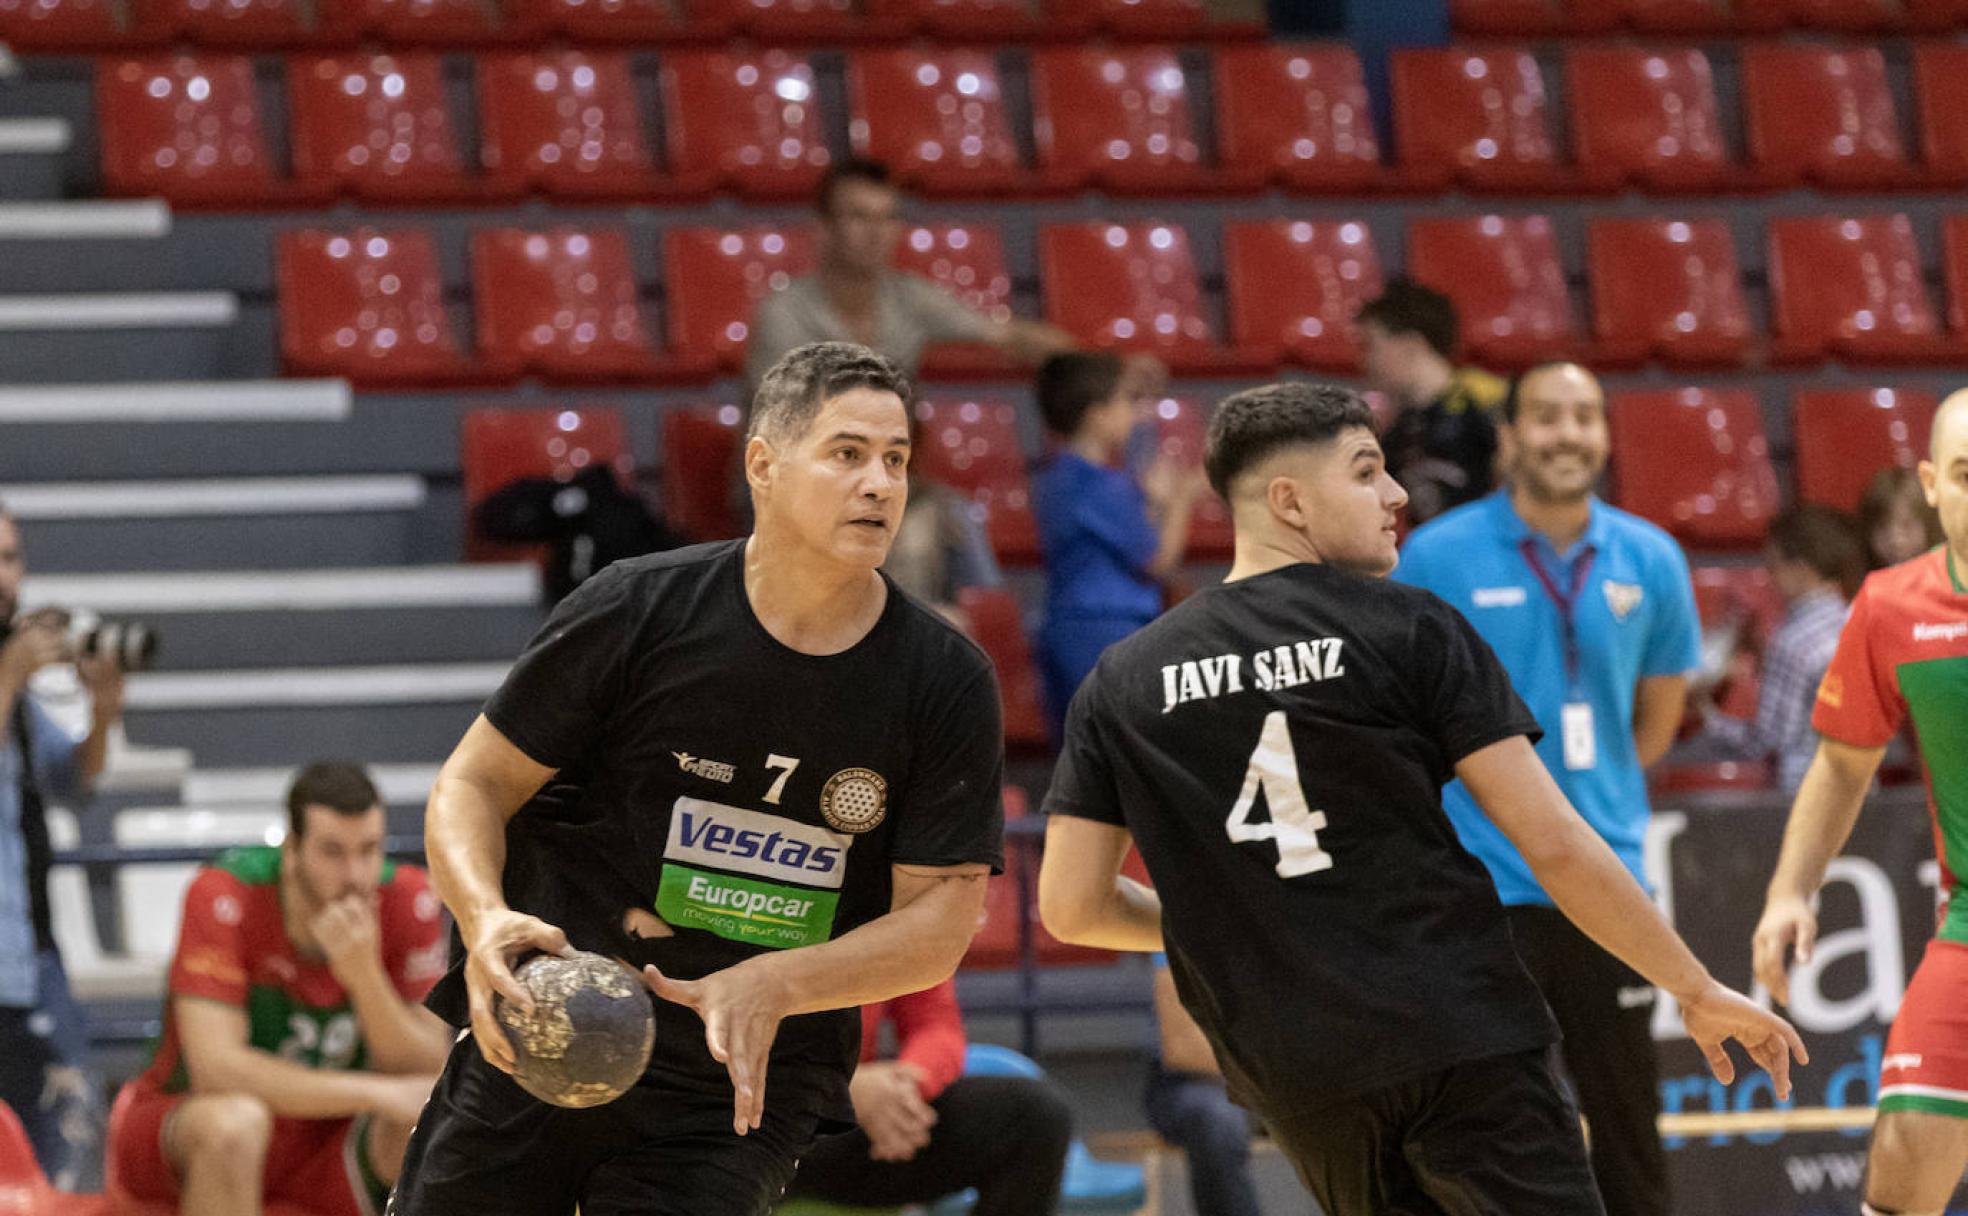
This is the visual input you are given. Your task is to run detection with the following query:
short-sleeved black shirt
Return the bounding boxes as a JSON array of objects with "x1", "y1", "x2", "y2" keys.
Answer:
[
  {"x1": 1043, "y1": 562, "x2": 1556, "y2": 1117},
  {"x1": 426, "y1": 541, "x2": 1005, "y2": 1123}
]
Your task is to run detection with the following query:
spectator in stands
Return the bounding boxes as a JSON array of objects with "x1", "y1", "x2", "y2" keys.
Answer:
[
  {"x1": 1032, "y1": 352, "x2": 1205, "y2": 737},
  {"x1": 1688, "y1": 506, "x2": 1862, "y2": 796},
  {"x1": 1357, "y1": 278, "x2": 1507, "y2": 527},
  {"x1": 1395, "y1": 361, "x2": 1701, "y2": 1216},
  {"x1": 780, "y1": 977, "x2": 1072, "y2": 1216},
  {"x1": 1858, "y1": 466, "x2": 1944, "y2": 571},
  {"x1": 1144, "y1": 956, "x2": 1261, "y2": 1216},
  {"x1": 107, "y1": 761, "x2": 450, "y2": 1216},
  {"x1": 882, "y1": 416, "x2": 1003, "y2": 622},
  {"x1": 744, "y1": 159, "x2": 1077, "y2": 387},
  {"x1": 0, "y1": 503, "x2": 124, "y2": 1190}
]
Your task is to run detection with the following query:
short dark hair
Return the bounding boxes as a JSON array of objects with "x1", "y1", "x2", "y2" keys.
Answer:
[
  {"x1": 749, "y1": 341, "x2": 912, "y2": 445},
  {"x1": 1502, "y1": 360, "x2": 1595, "y2": 424},
  {"x1": 1035, "y1": 351, "x2": 1125, "y2": 438},
  {"x1": 817, "y1": 158, "x2": 893, "y2": 215},
  {"x1": 1356, "y1": 277, "x2": 1459, "y2": 360},
  {"x1": 286, "y1": 760, "x2": 382, "y2": 841},
  {"x1": 1204, "y1": 382, "x2": 1380, "y2": 500},
  {"x1": 1769, "y1": 504, "x2": 1865, "y2": 599}
]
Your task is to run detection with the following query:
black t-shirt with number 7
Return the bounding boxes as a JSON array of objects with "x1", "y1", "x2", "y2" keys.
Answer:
[
  {"x1": 425, "y1": 540, "x2": 1006, "y2": 1125},
  {"x1": 1043, "y1": 560, "x2": 1557, "y2": 1117}
]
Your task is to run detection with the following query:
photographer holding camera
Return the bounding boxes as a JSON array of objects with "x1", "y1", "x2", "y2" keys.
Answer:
[{"x1": 0, "y1": 505, "x2": 126, "y2": 1188}]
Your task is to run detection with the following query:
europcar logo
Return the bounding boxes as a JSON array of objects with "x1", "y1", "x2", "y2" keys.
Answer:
[{"x1": 664, "y1": 797, "x2": 850, "y2": 889}]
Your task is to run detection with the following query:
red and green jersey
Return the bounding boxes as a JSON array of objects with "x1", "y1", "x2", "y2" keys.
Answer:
[
  {"x1": 135, "y1": 845, "x2": 447, "y2": 1095},
  {"x1": 1815, "y1": 547, "x2": 1968, "y2": 944}
]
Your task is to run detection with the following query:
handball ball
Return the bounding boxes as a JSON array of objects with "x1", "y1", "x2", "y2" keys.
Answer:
[{"x1": 495, "y1": 951, "x2": 655, "y2": 1109}]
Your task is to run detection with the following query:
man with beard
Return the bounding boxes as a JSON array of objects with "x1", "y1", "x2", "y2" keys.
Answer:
[
  {"x1": 0, "y1": 504, "x2": 125, "y2": 1188},
  {"x1": 1394, "y1": 361, "x2": 1701, "y2": 1216},
  {"x1": 108, "y1": 761, "x2": 451, "y2": 1216}
]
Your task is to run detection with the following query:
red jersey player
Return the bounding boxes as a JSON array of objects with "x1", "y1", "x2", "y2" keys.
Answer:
[
  {"x1": 108, "y1": 762, "x2": 450, "y2": 1216},
  {"x1": 1756, "y1": 390, "x2": 1968, "y2": 1216}
]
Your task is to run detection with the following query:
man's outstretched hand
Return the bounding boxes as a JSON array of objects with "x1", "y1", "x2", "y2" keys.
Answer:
[{"x1": 643, "y1": 960, "x2": 793, "y2": 1136}]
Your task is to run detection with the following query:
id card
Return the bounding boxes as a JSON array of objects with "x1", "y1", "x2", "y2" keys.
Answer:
[{"x1": 1561, "y1": 702, "x2": 1596, "y2": 771}]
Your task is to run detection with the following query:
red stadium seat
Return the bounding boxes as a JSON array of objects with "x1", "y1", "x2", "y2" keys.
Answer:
[
  {"x1": 0, "y1": 1101, "x2": 47, "y2": 1210},
  {"x1": 505, "y1": 0, "x2": 680, "y2": 40},
  {"x1": 912, "y1": 394, "x2": 1039, "y2": 564},
  {"x1": 471, "y1": 228, "x2": 659, "y2": 383},
  {"x1": 1767, "y1": 214, "x2": 1948, "y2": 364},
  {"x1": 1908, "y1": 0, "x2": 1968, "y2": 27},
  {"x1": 1914, "y1": 45, "x2": 1968, "y2": 186},
  {"x1": 1406, "y1": 214, "x2": 1578, "y2": 369},
  {"x1": 1029, "y1": 48, "x2": 1226, "y2": 196},
  {"x1": 1145, "y1": 395, "x2": 1233, "y2": 560},
  {"x1": 660, "y1": 225, "x2": 817, "y2": 377},
  {"x1": 661, "y1": 404, "x2": 745, "y2": 543},
  {"x1": 891, "y1": 223, "x2": 1017, "y2": 379},
  {"x1": 478, "y1": 52, "x2": 666, "y2": 201},
  {"x1": 461, "y1": 406, "x2": 632, "y2": 562},
  {"x1": 1586, "y1": 218, "x2": 1752, "y2": 368},
  {"x1": 1223, "y1": 218, "x2": 1383, "y2": 372},
  {"x1": 957, "y1": 587, "x2": 1051, "y2": 752},
  {"x1": 289, "y1": 54, "x2": 481, "y2": 204},
  {"x1": 97, "y1": 56, "x2": 299, "y2": 206},
  {"x1": 1793, "y1": 387, "x2": 1938, "y2": 511},
  {"x1": 847, "y1": 50, "x2": 1029, "y2": 197},
  {"x1": 1053, "y1": 0, "x2": 1206, "y2": 39},
  {"x1": 317, "y1": 0, "x2": 498, "y2": 43},
  {"x1": 1212, "y1": 44, "x2": 1386, "y2": 193},
  {"x1": 661, "y1": 49, "x2": 830, "y2": 201},
  {"x1": 1450, "y1": 0, "x2": 1620, "y2": 33},
  {"x1": 961, "y1": 788, "x2": 1035, "y2": 969},
  {"x1": 1608, "y1": 387, "x2": 1780, "y2": 548},
  {"x1": 684, "y1": 0, "x2": 855, "y2": 38},
  {"x1": 1567, "y1": 47, "x2": 1733, "y2": 193},
  {"x1": 1621, "y1": 0, "x2": 1753, "y2": 31},
  {"x1": 1040, "y1": 221, "x2": 1255, "y2": 374},
  {"x1": 864, "y1": 0, "x2": 1038, "y2": 39},
  {"x1": 128, "y1": 0, "x2": 303, "y2": 45},
  {"x1": 1741, "y1": 46, "x2": 1917, "y2": 190},
  {"x1": 1390, "y1": 48, "x2": 1570, "y2": 192},
  {"x1": 0, "y1": 0, "x2": 122, "y2": 51},
  {"x1": 276, "y1": 228, "x2": 475, "y2": 386},
  {"x1": 1735, "y1": 0, "x2": 1905, "y2": 29},
  {"x1": 1692, "y1": 563, "x2": 1785, "y2": 645},
  {"x1": 1946, "y1": 215, "x2": 1968, "y2": 338}
]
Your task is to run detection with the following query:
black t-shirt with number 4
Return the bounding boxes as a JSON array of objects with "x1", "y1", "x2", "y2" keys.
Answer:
[
  {"x1": 425, "y1": 540, "x2": 1005, "y2": 1123},
  {"x1": 1044, "y1": 561, "x2": 1557, "y2": 1116}
]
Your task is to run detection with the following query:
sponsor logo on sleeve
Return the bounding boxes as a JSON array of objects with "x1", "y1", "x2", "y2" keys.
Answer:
[{"x1": 1817, "y1": 673, "x2": 1844, "y2": 709}]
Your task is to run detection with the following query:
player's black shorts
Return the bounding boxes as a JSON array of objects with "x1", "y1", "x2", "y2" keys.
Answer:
[
  {"x1": 388, "y1": 1036, "x2": 821, "y2": 1216},
  {"x1": 1260, "y1": 1047, "x2": 1606, "y2": 1216}
]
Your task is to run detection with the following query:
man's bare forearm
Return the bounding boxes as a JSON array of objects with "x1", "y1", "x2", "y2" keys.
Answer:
[
  {"x1": 191, "y1": 1043, "x2": 403, "y2": 1120},
  {"x1": 342, "y1": 968, "x2": 452, "y2": 1076},
  {"x1": 1042, "y1": 875, "x2": 1164, "y2": 952},
  {"x1": 1766, "y1": 742, "x2": 1876, "y2": 903},
  {"x1": 426, "y1": 770, "x2": 515, "y2": 943},
  {"x1": 1527, "y1": 822, "x2": 1711, "y2": 1000}
]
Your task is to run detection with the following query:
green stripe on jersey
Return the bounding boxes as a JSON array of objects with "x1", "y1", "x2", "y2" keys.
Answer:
[
  {"x1": 1900, "y1": 655, "x2": 1968, "y2": 944},
  {"x1": 1880, "y1": 1091, "x2": 1968, "y2": 1120}
]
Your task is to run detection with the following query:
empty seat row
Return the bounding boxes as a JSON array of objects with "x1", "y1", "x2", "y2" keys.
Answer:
[
  {"x1": 273, "y1": 211, "x2": 1968, "y2": 390},
  {"x1": 1455, "y1": 0, "x2": 1968, "y2": 35},
  {"x1": 94, "y1": 42, "x2": 1968, "y2": 208},
  {"x1": 0, "y1": 0, "x2": 1254, "y2": 51}
]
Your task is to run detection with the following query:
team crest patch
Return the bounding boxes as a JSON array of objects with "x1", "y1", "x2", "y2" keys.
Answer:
[
  {"x1": 820, "y1": 768, "x2": 888, "y2": 834},
  {"x1": 1603, "y1": 581, "x2": 1643, "y2": 621}
]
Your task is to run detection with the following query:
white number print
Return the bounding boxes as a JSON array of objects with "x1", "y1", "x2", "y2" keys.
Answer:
[
  {"x1": 1225, "y1": 711, "x2": 1333, "y2": 878},
  {"x1": 763, "y1": 754, "x2": 801, "y2": 805}
]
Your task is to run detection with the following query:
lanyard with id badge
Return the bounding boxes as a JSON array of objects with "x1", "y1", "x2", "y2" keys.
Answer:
[{"x1": 1519, "y1": 538, "x2": 1599, "y2": 771}]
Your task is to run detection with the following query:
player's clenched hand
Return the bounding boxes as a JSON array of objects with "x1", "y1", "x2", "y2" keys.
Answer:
[
  {"x1": 312, "y1": 895, "x2": 383, "y2": 988},
  {"x1": 642, "y1": 960, "x2": 790, "y2": 1136},
  {"x1": 1677, "y1": 980, "x2": 1809, "y2": 1100},
  {"x1": 1751, "y1": 895, "x2": 1818, "y2": 1007},
  {"x1": 849, "y1": 1062, "x2": 937, "y2": 1162},
  {"x1": 464, "y1": 908, "x2": 572, "y2": 1075}
]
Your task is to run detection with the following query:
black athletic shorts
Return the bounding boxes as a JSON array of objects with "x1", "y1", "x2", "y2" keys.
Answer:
[
  {"x1": 1261, "y1": 1047, "x2": 1607, "y2": 1216},
  {"x1": 388, "y1": 1036, "x2": 821, "y2": 1216}
]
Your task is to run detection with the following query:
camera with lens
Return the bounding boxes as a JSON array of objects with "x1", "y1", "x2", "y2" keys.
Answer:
[{"x1": 3, "y1": 608, "x2": 159, "y2": 672}]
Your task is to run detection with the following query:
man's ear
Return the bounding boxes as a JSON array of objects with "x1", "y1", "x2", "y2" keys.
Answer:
[
  {"x1": 1265, "y1": 475, "x2": 1304, "y2": 531},
  {"x1": 745, "y1": 434, "x2": 775, "y2": 494},
  {"x1": 1496, "y1": 419, "x2": 1520, "y2": 475},
  {"x1": 1918, "y1": 459, "x2": 1939, "y2": 509}
]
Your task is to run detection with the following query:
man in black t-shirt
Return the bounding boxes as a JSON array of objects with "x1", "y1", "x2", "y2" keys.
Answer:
[
  {"x1": 1037, "y1": 382, "x2": 1805, "y2": 1216},
  {"x1": 390, "y1": 342, "x2": 1005, "y2": 1216}
]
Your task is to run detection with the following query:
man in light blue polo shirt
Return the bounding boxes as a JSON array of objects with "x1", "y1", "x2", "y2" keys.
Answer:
[{"x1": 1396, "y1": 361, "x2": 1699, "y2": 1216}]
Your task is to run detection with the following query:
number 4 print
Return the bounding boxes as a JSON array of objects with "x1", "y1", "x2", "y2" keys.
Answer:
[
  {"x1": 1226, "y1": 711, "x2": 1333, "y2": 878},
  {"x1": 764, "y1": 754, "x2": 801, "y2": 805}
]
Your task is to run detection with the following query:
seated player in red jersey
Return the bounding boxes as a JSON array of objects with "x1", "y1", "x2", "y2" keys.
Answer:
[
  {"x1": 1757, "y1": 390, "x2": 1968, "y2": 1216},
  {"x1": 108, "y1": 761, "x2": 450, "y2": 1216}
]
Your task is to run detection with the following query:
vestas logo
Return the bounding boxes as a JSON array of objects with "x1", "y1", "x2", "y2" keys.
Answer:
[{"x1": 665, "y1": 797, "x2": 850, "y2": 890}]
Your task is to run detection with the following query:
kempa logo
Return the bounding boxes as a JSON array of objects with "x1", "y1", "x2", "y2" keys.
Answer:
[
  {"x1": 1913, "y1": 621, "x2": 1968, "y2": 642},
  {"x1": 674, "y1": 751, "x2": 736, "y2": 783},
  {"x1": 664, "y1": 797, "x2": 850, "y2": 889}
]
